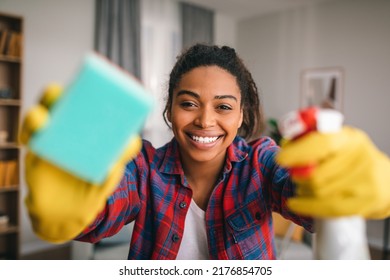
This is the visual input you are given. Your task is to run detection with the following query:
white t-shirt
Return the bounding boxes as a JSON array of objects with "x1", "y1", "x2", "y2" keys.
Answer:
[{"x1": 176, "y1": 199, "x2": 209, "y2": 259}]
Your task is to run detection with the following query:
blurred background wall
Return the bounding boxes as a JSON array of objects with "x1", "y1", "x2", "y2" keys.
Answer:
[{"x1": 0, "y1": 0, "x2": 389, "y2": 258}]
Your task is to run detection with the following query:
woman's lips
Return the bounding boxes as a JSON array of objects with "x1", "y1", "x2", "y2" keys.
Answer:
[{"x1": 186, "y1": 133, "x2": 223, "y2": 147}]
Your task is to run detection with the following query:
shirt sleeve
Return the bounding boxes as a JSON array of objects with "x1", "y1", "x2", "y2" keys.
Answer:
[
  {"x1": 256, "y1": 137, "x2": 314, "y2": 232},
  {"x1": 75, "y1": 143, "x2": 149, "y2": 243}
]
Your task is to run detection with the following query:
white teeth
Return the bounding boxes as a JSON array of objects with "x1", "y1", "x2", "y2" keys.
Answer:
[{"x1": 191, "y1": 135, "x2": 219, "y2": 144}]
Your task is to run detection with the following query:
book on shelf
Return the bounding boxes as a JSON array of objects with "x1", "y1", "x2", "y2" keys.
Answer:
[
  {"x1": 3, "y1": 160, "x2": 18, "y2": 187},
  {"x1": 0, "y1": 160, "x2": 18, "y2": 188},
  {"x1": 1, "y1": 31, "x2": 12, "y2": 55},
  {"x1": 0, "y1": 30, "x2": 8, "y2": 54},
  {"x1": 0, "y1": 161, "x2": 5, "y2": 187},
  {"x1": 6, "y1": 32, "x2": 22, "y2": 57},
  {"x1": 0, "y1": 30, "x2": 22, "y2": 57}
]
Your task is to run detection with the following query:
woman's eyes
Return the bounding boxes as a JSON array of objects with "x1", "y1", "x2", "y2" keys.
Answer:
[
  {"x1": 180, "y1": 101, "x2": 197, "y2": 108},
  {"x1": 179, "y1": 101, "x2": 233, "y2": 111},
  {"x1": 217, "y1": 104, "x2": 232, "y2": 111}
]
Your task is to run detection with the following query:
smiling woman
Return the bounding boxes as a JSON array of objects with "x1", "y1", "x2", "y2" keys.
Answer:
[{"x1": 73, "y1": 43, "x2": 314, "y2": 260}]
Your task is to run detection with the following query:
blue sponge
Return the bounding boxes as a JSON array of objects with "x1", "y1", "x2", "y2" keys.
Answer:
[{"x1": 29, "y1": 53, "x2": 154, "y2": 184}]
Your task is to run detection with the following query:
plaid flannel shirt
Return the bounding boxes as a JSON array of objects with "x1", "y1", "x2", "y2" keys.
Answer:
[{"x1": 76, "y1": 136, "x2": 313, "y2": 259}]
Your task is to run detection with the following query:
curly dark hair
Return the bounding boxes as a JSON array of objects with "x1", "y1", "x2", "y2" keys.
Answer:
[{"x1": 163, "y1": 43, "x2": 264, "y2": 141}]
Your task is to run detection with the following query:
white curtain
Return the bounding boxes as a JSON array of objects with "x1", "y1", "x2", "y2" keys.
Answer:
[{"x1": 141, "y1": 0, "x2": 181, "y2": 148}]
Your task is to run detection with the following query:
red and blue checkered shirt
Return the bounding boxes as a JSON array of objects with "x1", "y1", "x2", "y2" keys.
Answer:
[{"x1": 76, "y1": 136, "x2": 313, "y2": 259}]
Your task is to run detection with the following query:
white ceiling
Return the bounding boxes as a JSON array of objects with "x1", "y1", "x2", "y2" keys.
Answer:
[{"x1": 181, "y1": 0, "x2": 336, "y2": 20}]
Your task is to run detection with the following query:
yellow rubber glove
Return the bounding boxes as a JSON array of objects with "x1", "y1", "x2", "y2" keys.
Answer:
[
  {"x1": 276, "y1": 126, "x2": 390, "y2": 219},
  {"x1": 20, "y1": 84, "x2": 142, "y2": 243}
]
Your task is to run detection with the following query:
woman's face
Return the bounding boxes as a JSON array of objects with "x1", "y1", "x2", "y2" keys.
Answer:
[{"x1": 168, "y1": 65, "x2": 243, "y2": 165}]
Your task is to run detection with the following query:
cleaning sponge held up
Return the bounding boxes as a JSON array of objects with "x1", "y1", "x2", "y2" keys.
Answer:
[{"x1": 28, "y1": 53, "x2": 154, "y2": 184}]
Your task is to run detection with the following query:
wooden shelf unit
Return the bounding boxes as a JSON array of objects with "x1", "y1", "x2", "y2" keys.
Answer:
[{"x1": 0, "y1": 11, "x2": 23, "y2": 260}]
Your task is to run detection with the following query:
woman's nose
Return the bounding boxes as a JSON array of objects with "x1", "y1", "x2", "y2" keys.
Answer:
[{"x1": 194, "y1": 107, "x2": 216, "y2": 128}]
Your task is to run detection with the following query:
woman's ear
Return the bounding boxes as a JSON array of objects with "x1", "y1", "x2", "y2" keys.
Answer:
[
  {"x1": 239, "y1": 109, "x2": 243, "y2": 127},
  {"x1": 167, "y1": 110, "x2": 172, "y2": 123}
]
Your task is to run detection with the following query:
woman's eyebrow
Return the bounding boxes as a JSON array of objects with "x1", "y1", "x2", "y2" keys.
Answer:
[
  {"x1": 176, "y1": 90, "x2": 200, "y2": 99},
  {"x1": 214, "y1": 95, "x2": 238, "y2": 102},
  {"x1": 177, "y1": 90, "x2": 238, "y2": 102}
]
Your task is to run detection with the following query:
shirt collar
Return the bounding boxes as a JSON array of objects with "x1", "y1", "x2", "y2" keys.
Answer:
[{"x1": 159, "y1": 136, "x2": 248, "y2": 175}]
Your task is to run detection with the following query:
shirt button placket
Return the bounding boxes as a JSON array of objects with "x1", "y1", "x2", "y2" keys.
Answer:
[
  {"x1": 172, "y1": 234, "x2": 180, "y2": 243},
  {"x1": 179, "y1": 201, "x2": 187, "y2": 209}
]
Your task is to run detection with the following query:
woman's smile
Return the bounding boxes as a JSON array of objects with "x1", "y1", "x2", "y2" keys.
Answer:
[{"x1": 186, "y1": 132, "x2": 224, "y2": 149}]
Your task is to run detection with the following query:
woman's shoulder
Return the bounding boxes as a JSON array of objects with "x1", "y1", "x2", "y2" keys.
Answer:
[
  {"x1": 141, "y1": 138, "x2": 176, "y2": 156},
  {"x1": 228, "y1": 136, "x2": 280, "y2": 166},
  {"x1": 130, "y1": 138, "x2": 177, "y2": 167},
  {"x1": 124, "y1": 138, "x2": 171, "y2": 172},
  {"x1": 249, "y1": 136, "x2": 278, "y2": 148},
  {"x1": 235, "y1": 135, "x2": 279, "y2": 152}
]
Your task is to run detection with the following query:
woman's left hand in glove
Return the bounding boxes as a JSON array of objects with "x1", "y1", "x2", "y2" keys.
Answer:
[{"x1": 276, "y1": 126, "x2": 390, "y2": 219}]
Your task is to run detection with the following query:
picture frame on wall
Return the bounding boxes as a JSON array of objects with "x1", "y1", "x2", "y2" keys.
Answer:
[{"x1": 300, "y1": 67, "x2": 345, "y2": 112}]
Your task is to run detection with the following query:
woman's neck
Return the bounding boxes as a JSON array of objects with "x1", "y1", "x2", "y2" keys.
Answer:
[{"x1": 181, "y1": 154, "x2": 226, "y2": 210}]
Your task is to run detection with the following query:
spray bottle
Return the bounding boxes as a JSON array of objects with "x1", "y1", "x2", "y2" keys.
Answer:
[{"x1": 278, "y1": 106, "x2": 370, "y2": 259}]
